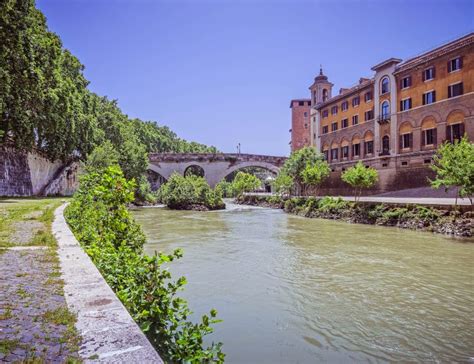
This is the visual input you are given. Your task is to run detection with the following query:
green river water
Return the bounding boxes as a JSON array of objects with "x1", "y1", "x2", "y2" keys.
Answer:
[{"x1": 133, "y1": 202, "x2": 474, "y2": 363}]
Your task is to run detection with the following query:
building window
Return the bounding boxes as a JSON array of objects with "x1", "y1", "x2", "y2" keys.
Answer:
[
  {"x1": 423, "y1": 67, "x2": 435, "y2": 81},
  {"x1": 323, "y1": 150, "x2": 329, "y2": 160},
  {"x1": 401, "y1": 76, "x2": 411, "y2": 89},
  {"x1": 448, "y1": 57, "x2": 462, "y2": 72},
  {"x1": 341, "y1": 146, "x2": 349, "y2": 159},
  {"x1": 447, "y1": 123, "x2": 464, "y2": 143},
  {"x1": 322, "y1": 125, "x2": 329, "y2": 134},
  {"x1": 331, "y1": 106, "x2": 338, "y2": 115},
  {"x1": 365, "y1": 141, "x2": 374, "y2": 155},
  {"x1": 365, "y1": 109, "x2": 374, "y2": 121},
  {"x1": 304, "y1": 112, "x2": 308, "y2": 117},
  {"x1": 352, "y1": 115, "x2": 359, "y2": 125},
  {"x1": 341, "y1": 101, "x2": 348, "y2": 111},
  {"x1": 423, "y1": 91, "x2": 436, "y2": 105},
  {"x1": 323, "y1": 89, "x2": 328, "y2": 101},
  {"x1": 331, "y1": 122, "x2": 338, "y2": 132},
  {"x1": 364, "y1": 91, "x2": 372, "y2": 102},
  {"x1": 422, "y1": 128, "x2": 436, "y2": 146},
  {"x1": 352, "y1": 143, "x2": 360, "y2": 157},
  {"x1": 448, "y1": 82, "x2": 463, "y2": 98},
  {"x1": 400, "y1": 133, "x2": 413, "y2": 149},
  {"x1": 331, "y1": 148, "x2": 338, "y2": 160},
  {"x1": 381, "y1": 101, "x2": 390, "y2": 119},
  {"x1": 400, "y1": 98, "x2": 412, "y2": 111},
  {"x1": 382, "y1": 136, "x2": 390, "y2": 155},
  {"x1": 381, "y1": 77, "x2": 390, "y2": 94},
  {"x1": 342, "y1": 118, "x2": 349, "y2": 128},
  {"x1": 322, "y1": 110, "x2": 329, "y2": 118},
  {"x1": 352, "y1": 96, "x2": 360, "y2": 107}
]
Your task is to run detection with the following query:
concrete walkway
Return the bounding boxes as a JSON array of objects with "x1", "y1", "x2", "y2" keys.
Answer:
[
  {"x1": 339, "y1": 196, "x2": 472, "y2": 206},
  {"x1": 53, "y1": 204, "x2": 163, "y2": 363},
  {"x1": 245, "y1": 192, "x2": 472, "y2": 206}
]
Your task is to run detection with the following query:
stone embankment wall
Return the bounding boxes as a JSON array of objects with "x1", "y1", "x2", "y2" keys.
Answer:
[{"x1": 0, "y1": 147, "x2": 79, "y2": 196}]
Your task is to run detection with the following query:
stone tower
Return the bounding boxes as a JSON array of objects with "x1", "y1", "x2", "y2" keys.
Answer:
[{"x1": 309, "y1": 67, "x2": 333, "y2": 106}]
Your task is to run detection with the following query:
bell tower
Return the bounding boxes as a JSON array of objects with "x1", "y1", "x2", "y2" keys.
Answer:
[{"x1": 309, "y1": 66, "x2": 333, "y2": 106}]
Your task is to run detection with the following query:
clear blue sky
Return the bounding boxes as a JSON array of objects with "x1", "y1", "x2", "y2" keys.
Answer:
[{"x1": 37, "y1": 0, "x2": 473, "y2": 156}]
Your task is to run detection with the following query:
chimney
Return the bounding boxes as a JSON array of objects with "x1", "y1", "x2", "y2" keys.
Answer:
[{"x1": 359, "y1": 77, "x2": 370, "y2": 84}]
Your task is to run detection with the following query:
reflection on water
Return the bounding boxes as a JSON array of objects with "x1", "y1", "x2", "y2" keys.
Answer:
[{"x1": 133, "y1": 202, "x2": 474, "y2": 363}]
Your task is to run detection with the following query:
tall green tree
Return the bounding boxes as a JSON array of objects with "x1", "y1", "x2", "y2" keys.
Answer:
[
  {"x1": 430, "y1": 136, "x2": 474, "y2": 206},
  {"x1": 341, "y1": 161, "x2": 378, "y2": 201},
  {"x1": 301, "y1": 159, "x2": 331, "y2": 196}
]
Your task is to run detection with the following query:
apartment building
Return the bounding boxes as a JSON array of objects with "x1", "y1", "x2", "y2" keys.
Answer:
[{"x1": 291, "y1": 32, "x2": 473, "y2": 193}]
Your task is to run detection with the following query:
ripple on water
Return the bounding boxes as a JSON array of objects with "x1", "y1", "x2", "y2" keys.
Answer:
[{"x1": 134, "y1": 206, "x2": 474, "y2": 363}]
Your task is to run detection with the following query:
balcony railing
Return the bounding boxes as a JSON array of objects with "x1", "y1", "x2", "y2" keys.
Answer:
[{"x1": 377, "y1": 115, "x2": 390, "y2": 125}]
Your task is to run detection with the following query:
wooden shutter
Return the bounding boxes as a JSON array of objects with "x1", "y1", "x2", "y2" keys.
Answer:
[
  {"x1": 408, "y1": 76, "x2": 412, "y2": 87},
  {"x1": 421, "y1": 131, "x2": 426, "y2": 146},
  {"x1": 433, "y1": 128, "x2": 438, "y2": 146},
  {"x1": 459, "y1": 57, "x2": 463, "y2": 68},
  {"x1": 400, "y1": 101, "x2": 403, "y2": 111},
  {"x1": 448, "y1": 86, "x2": 452, "y2": 98},
  {"x1": 432, "y1": 67, "x2": 436, "y2": 78},
  {"x1": 433, "y1": 90, "x2": 436, "y2": 102},
  {"x1": 460, "y1": 123, "x2": 465, "y2": 138},
  {"x1": 422, "y1": 70, "x2": 426, "y2": 81},
  {"x1": 447, "y1": 60, "x2": 451, "y2": 72},
  {"x1": 409, "y1": 98, "x2": 412, "y2": 109},
  {"x1": 460, "y1": 83, "x2": 464, "y2": 95},
  {"x1": 446, "y1": 125, "x2": 451, "y2": 143},
  {"x1": 409, "y1": 133, "x2": 413, "y2": 148},
  {"x1": 399, "y1": 135, "x2": 403, "y2": 150}
]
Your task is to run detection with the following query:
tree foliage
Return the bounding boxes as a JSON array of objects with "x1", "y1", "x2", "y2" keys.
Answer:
[
  {"x1": 272, "y1": 173, "x2": 294, "y2": 197},
  {"x1": 430, "y1": 136, "x2": 474, "y2": 204},
  {"x1": 0, "y1": 0, "x2": 218, "y2": 163},
  {"x1": 277, "y1": 147, "x2": 326, "y2": 195},
  {"x1": 231, "y1": 171, "x2": 261, "y2": 196},
  {"x1": 301, "y1": 159, "x2": 331, "y2": 196},
  {"x1": 341, "y1": 161, "x2": 378, "y2": 201},
  {"x1": 65, "y1": 166, "x2": 225, "y2": 362},
  {"x1": 158, "y1": 173, "x2": 225, "y2": 210}
]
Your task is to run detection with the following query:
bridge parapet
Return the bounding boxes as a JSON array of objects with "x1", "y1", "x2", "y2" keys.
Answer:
[{"x1": 149, "y1": 153, "x2": 287, "y2": 166}]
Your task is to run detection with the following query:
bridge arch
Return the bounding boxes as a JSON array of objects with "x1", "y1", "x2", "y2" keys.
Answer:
[{"x1": 215, "y1": 162, "x2": 280, "y2": 184}]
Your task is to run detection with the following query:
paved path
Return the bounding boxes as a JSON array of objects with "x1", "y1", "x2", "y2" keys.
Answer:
[
  {"x1": 244, "y1": 192, "x2": 472, "y2": 206},
  {"x1": 339, "y1": 196, "x2": 472, "y2": 206},
  {"x1": 0, "y1": 198, "x2": 80, "y2": 363}
]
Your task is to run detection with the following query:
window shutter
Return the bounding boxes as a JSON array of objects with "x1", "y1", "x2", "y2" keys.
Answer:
[
  {"x1": 460, "y1": 123, "x2": 465, "y2": 138},
  {"x1": 409, "y1": 133, "x2": 413, "y2": 148},
  {"x1": 421, "y1": 131, "x2": 426, "y2": 146},
  {"x1": 432, "y1": 67, "x2": 436, "y2": 78},
  {"x1": 433, "y1": 128, "x2": 438, "y2": 146},
  {"x1": 408, "y1": 76, "x2": 412, "y2": 87},
  {"x1": 448, "y1": 86, "x2": 452, "y2": 98},
  {"x1": 399, "y1": 135, "x2": 403, "y2": 150},
  {"x1": 460, "y1": 83, "x2": 464, "y2": 95},
  {"x1": 422, "y1": 94, "x2": 426, "y2": 105},
  {"x1": 446, "y1": 125, "x2": 451, "y2": 143},
  {"x1": 400, "y1": 101, "x2": 403, "y2": 111},
  {"x1": 409, "y1": 98, "x2": 412, "y2": 108},
  {"x1": 447, "y1": 61, "x2": 451, "y2": 72},
  {"x1": 459, "y1": 57, "x2": 463, "y2": 68},
  {"x1": 433, "y1": 91, "x2": 436, "y2": 102}
]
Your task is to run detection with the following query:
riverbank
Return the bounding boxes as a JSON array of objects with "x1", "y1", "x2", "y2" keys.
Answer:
[
  {"x1": 236, "y1": 195, "x2": 473, "y2": 238},
  {"x1": 0, "y1": 198, "x2": 81, "y2": 362}
]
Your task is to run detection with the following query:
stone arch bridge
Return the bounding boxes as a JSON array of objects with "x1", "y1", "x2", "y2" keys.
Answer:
[{"x1": 148, "y1": 153, "x2": 287, "y2": 188}]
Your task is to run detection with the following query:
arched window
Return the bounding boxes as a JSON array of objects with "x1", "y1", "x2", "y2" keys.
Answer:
[
  {"x1": 381, "y1": 101, "x2": 390, "y2": 120},
  {"x1": 381, "y1": 77, "x2": 390, "y2": 94},
  {"x1": 382, "y1": 135, "x2": 390, "y2": 155},
  {"x1": 322, "y1": 89, "x2": 328, "y2": 102}
]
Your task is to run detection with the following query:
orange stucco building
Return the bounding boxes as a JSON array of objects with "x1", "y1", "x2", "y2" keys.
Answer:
[{"x1": 291, "y1": 33, "x2": 473, "y2": 193}]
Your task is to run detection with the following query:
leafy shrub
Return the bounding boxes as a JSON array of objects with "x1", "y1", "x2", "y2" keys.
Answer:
[
  {"x1": 159, "y1": 173, "x2": 225, "y2": 210},
  {"x1": 231, "y1": 172, "x2": 261, "y2": 196},
  {"x1": 284, "y1": 197, "x2": 306, "y2": 212},
  {"x1": 317, "y1": 197, "x2": 350, "y2": 213},
  {"x1": 215, "y1": 180, "x2": 234, "y2": 198},
  {"x1": 341, "y1": 162, "x2": 378, "y2": 201},
  {"x1": 65, "y1": 166, "x2": 225, "y2": 363}
]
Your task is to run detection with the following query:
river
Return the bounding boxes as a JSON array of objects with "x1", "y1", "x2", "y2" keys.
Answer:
[{"x1": 133, "y1": 201, "x2": 474, "y2": 363}]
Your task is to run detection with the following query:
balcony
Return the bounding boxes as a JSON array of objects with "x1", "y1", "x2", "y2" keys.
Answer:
[
  {"x1": 378, "y1": 151, "x2": 390, "y2": 156},
  {"x1": 377, "y1": 115, "x2": 390, "y2": 125}
]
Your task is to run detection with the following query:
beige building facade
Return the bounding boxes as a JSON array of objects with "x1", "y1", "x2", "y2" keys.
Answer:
[{"x1": 292, "y1": 33, "x2": 474, "y2": 194}]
